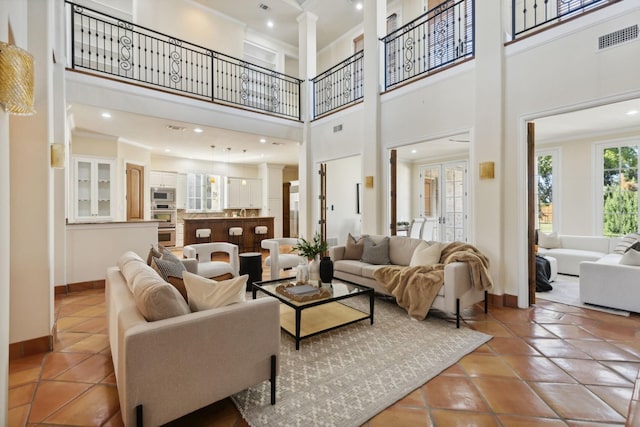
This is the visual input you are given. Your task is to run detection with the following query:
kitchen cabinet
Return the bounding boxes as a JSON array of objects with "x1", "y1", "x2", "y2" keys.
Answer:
[
  {"x1": 150, "y1": 171, "x2": 177, "y2": 188},
  {"x1": 72, "y1": 156, "x2": 115, "y2": 221},
  {"x1": 224, "y1": 178, "x2": 262, "y2": 209},
  {"x1": 175, "y1": 173, "x2": 187, "y2": 210}
]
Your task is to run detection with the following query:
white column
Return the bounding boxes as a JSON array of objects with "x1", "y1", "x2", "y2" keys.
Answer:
[
  {"x1": 297, "y1": 12, "x2": 317, "y2": 238},
  {"x1": 472, "y1": 2, "x2": 504, "y2": 298},
  {"x1": 361, "y1": 0, "x2": 385, "y2": 234},
  {"x1": 10, "y1": 0, "x2": 54, "y2": 345}
]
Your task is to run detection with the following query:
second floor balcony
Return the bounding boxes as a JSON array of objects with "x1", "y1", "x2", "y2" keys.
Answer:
[{"x1": 65, "y1": 0, "x2": 621, "y2": 122}]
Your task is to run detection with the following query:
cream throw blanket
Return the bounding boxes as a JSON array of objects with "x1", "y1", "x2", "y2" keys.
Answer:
[{"x1": 374, "y1": 242, "x2": 493, "y2": 320}]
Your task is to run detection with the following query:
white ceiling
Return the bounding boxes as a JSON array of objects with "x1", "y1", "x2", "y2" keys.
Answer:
[{"x1": 194, "y1": 0, "x2": 366, "y2": 51}]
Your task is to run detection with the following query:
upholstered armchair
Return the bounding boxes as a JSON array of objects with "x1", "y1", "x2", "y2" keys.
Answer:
[
  {"x1": 183, "y1": 242, "x2": 239, "y2": 279},
  {"x1": 261, "y1": 238, "x2": 306, "y2": 280}
]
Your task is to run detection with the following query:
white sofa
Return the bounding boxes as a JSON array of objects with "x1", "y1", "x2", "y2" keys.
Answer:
[
  {"x1": 183, "y1": 242, "x2": 239, "y2": 278},
  {"x1": 537, "y1": 234, "x2": 616, "y2": 276},
  {"x1": 107, "y1": 251, "x2": 280, "y2": 426},
  {"x1": 580, "y1": 253, "x2": 640, "y2": 313},
  {"x1": 330, "y1": 235, "x2": 487, "y2": 327}
]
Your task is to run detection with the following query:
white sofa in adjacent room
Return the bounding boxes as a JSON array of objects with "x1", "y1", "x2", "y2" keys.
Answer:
[
  {"x1": 537, "y1": 233, "x2": 615, "y2": 276},
  {"x1": 580, "y1": 253, "x2": 640, "y2": 313}
]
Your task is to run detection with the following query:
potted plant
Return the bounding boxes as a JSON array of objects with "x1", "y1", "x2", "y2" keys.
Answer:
[
  {"x1": 292, "y1": 232, "x2": 329, "y2": 282},
  {"x1": 292, "y1": 232, "x2": 328, "y2": 260}
]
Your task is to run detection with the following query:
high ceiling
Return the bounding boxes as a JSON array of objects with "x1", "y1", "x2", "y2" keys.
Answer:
[
  {"x1": 193, "y1": 0, "x2": 366, "y2": 50},
  {"x1": 73, "y1": 1, "x2": 640, "y2": 165}
]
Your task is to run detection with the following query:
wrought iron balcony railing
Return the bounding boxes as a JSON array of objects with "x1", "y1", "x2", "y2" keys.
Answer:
[
  {"x1": 311, "y1": 50, "x2": 364, "y2": 119},
  {"x1": 66, "y1": 2, "x2": 302, "y2": 120},
  {"x1": 382, "y1": 0, "x2": 474, "y2": 90},
  {"x1": 511, "y1": 0, "x2": 613, "y2": 40}
]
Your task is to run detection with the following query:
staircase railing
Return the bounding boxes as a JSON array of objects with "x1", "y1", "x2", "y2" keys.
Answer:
[
  {"x1": 66, "y1": 1, "x2": 302, "y2": 120},
  {"x1": 311, "y1": 50, "x2": 365, "y2": 119},
  {"x1": 511, "y1": 0, "x2": 613, "y2": 40},
  {"x1": 382, "y1": 0, "x2": 474, "y2": 90}
]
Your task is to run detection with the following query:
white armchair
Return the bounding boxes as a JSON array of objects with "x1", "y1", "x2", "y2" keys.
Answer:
[
  {"x1": 261, "y1": 238, "x2": 306, "y2": 280},
  {"x1": 183, "y1": 242, "x2": 239, "y2": 279}
]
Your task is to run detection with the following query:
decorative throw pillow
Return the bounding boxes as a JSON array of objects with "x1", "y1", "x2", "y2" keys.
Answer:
[
  {"x1": 619, "y1": 248, "x2": 640, "y2": 266},
  {"x1": 410, "y1": 241, "x2": 442, "y2": 267},
  {"x1": 344, "y1": 233, "x2": 366, "y2": 260},
  {"x1": 146, "y1": 245, "x2": 163, "y2": 266},
  {"x1": 361, "y1": 236, "x2": 390, "y2": 265},
  {"x1": 166, "y1": 275, "x2": 188, "y2": 302},
  {"x1": 538, "y1": 231, "x2": 560, "y2": 249},
  {"x1": 151, "y1": 256, "x2": 186, "y2": 282},
  {"x1": 183, "y1": 272, "x2": 248, "y2": 312},
  {"x1": 613, "y1": 232, "x2": 640, "y2": 255},
  {"x1": 161, "y1": 247, "x2": 181, "y2": 263},
  {"x1": 626, "y1": 241, "x2": 640, "y2": 253},
  {"x1": 132, "y1": 276, "x2": 191, "y2": 321}
]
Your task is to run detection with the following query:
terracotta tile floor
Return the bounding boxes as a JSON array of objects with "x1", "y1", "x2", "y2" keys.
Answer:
[{"x1": 8, "y1": 274, "x2": 640, "y2": 426}]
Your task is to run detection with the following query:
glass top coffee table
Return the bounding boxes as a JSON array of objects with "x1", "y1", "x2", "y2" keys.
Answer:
[{"x1": 253, "y1": 278, "x2": 374, "y2": 350}]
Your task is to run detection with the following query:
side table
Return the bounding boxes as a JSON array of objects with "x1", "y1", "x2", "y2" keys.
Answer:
[{"x1": 239, "y1": 252, "x2": 263, "y2": 291}]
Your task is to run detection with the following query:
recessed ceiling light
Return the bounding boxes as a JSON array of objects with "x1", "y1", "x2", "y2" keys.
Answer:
[
  {"x1": 411, "y1": 149, "x2": 417, "y2": 154},
  {"x1": 355, "y1": 2, "x2": 363, "y2": 10},
  {"x1": 259, "y1": 138, "x2": 267, "y2": 144},
  {"x1": 101, "y1": 112, "x2": 111, "y2": 118},
  {"x1": 626, "y1": 110, "x2": 638, "y2": 116},
  {"x1": 164, "y1": 148, "x2": 171, "y2": 152},
  {"x1": 194, "y1": 128, "x2": 203, "y2": 133},
  {"x1": 267, "y1": 20, "x2": 274, "y2": 28}
]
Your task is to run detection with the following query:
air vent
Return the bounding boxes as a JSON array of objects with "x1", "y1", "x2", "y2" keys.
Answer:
[
  {"x1": 598, "y1": 25, "x2": 638, "y2": 50},
  {"x1": 259, "y1": 3, "x2": 270, "y2": 11},
  {"x1": 333, "y1": 124, "x2": 343, "y2": 133},
  {"x1": 166, "y1": 125, "x2": 185, "y2": 131}
]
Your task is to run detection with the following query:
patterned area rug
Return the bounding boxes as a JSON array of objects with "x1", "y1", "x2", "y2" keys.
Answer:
[{"x1": 232, "y1": 296, "x2": 491, "y2": 427}]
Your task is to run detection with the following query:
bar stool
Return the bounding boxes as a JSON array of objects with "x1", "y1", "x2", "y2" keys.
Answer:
[
  {"x1": 254, "y1": 225, "x2": 268, "y2": 252},
  {"x1": 228, "y1": 227, "x2": 243, "y2": 251},
  {"x1": 195, "y1": 228, "x2": 211, "y2": 243}
]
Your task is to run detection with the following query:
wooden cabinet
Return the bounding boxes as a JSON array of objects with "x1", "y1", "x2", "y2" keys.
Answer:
[
  {"x1": 72, "y1": 157, "x2": 115, "y2": 221},
  {"x1": 224, "y1": 178, "x2": 262, "y2": 209},
  {"x1": 150, "y1": 171, "x2": 177, "y2": 188},
  {"x1": 183, "y1": 217, "x2": 274, "y2": 248}
]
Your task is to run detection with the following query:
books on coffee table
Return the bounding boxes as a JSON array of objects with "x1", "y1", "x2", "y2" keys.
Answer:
[{"x1": 286, "y1": 284, "x2": 319, "y2": 296}]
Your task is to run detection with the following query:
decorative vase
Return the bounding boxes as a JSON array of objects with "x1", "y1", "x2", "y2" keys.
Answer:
[
  {"x1": 295, "y1": 260, "x2": 309, "y2": 284},
  {"x1": 319, "y1": 256, "x2": 334, "y2": 283},
  {"x1": 308, "y1": 255, "x2": 321, "y2": 282}
]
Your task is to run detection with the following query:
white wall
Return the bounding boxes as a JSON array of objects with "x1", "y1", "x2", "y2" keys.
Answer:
[
  {"x1": 503, "y1": 3, "x2": 640, "y2": 299},
  {"x1": 326, "y1": 155, "x2": 362, "y2": 245},
  {"x1": 396, "y1": 160, "x2": 412, "y2": 223}
]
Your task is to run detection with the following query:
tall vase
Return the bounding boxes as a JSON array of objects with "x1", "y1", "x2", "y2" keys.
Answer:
[
  {"x1": 319, "y1": 256, "x2": 334, "y2": 284},
  {"x1": 308, "y1": 255, "x2": 320, "y2": 283}
]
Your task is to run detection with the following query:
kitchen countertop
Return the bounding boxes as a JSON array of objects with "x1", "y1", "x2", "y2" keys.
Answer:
[{"x1": 67, "y1": 220, "x2": 161, "y2": 225}]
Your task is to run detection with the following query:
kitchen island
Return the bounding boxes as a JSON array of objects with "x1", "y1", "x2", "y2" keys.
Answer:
[{"x1": 183, "y1": 217, "x2": 274, "y2": 249}]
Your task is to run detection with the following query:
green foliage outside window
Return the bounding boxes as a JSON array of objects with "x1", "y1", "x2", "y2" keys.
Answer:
[{"x1": 602, "y1": 144, "x2": 638, "y2": 236}]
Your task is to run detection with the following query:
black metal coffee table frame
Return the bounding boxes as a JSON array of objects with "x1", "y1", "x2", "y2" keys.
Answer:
[{"x1": 252, "y1": 277, "x2": 374, "y2": 350}]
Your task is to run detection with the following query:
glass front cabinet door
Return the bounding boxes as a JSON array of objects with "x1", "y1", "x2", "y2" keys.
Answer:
[{"x1": 73, "y1": 157, "x2": 115, "y2": 221}]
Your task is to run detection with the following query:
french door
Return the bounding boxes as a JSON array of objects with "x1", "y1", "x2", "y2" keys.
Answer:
[{"x1": 419, "y1": 161, "x2": 467, "y2": 242}]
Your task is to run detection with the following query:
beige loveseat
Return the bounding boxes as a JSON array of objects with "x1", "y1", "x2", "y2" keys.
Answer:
[
  {"x1": 330, "y1": 235, "x2": 488, "y2": 327},
  {"x1": 106, "y1": 251, "x2": 280, "y2": 426}
]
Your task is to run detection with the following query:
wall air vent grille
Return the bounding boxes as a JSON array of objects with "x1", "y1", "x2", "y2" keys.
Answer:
[{"x1": 598, "y1": 25, "x2": 638, "y2": 50}]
